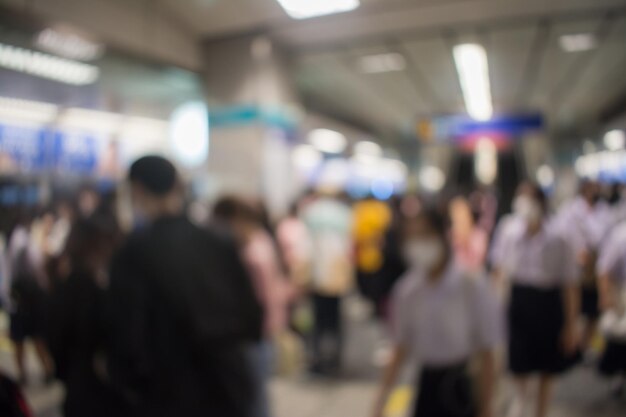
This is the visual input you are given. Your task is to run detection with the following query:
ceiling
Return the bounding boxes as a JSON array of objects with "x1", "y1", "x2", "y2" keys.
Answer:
[
  {"x1": 162, "y1": 0, "x2": 626, "y2": 142},
  {"x1": 2, "y1": 0, "x2": 626, "y2": 143}
]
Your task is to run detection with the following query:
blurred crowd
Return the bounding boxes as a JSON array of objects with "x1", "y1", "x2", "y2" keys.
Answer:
[{"x1": 0, "y1": 155, "x2": 625, "y2": 417}]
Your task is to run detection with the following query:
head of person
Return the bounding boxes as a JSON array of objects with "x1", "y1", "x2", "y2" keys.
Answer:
[
  {"x1": 402, "y1": 208, "x2": 451, "y2": 278},
  {"x1": 64, "y1": 218, "x2": 115, "y2": 275},
  {"x1": 78, "y1": 185, "x2": 101, "y2": 218},
  {"x1": 449, "y1": 196, "x2": 475, "y2": 233},
  {"x1": 579, "y1": 179, "x2": 600, "y2": 206},
  {"x1": 212, "y1": 196, "x2": 261, "y2": 243},
  {"x1": 512, "y1": 181, "x2": 547, "y2": 228},
  {"x1": 128, "y1": 156, "x2": 183, "y2": 223}
]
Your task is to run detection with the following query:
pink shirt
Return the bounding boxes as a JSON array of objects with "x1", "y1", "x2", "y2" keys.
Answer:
[{"x1": 243, "y1": 230, "x2": 290, "y2": 338}]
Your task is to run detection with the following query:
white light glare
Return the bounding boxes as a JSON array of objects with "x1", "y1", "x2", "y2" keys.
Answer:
[
  {"x1": 358, "y1": 53, "x2": 406, "y2": 74},
  {"x1": 453, "y1": 44, "x2": 493, "y2": 121},
  {"x1": 536, "y1": 164, "x2": 555, "y2": 188},
  {"x1": 559, "y1": 33, "x2": 596, "y2": 53},
  {"x1": 0, "y1": 96, "x2": 58, "y2": 125},
  {"x1": 474, "y1": 138, "x2": 497, "y2": 185},
  {"x1": 59, "y1": 108, "x2": 123, "y2": 133},
  {"x1": 36, "y1": 27, "x2": 104, "y2": 61},
  {"x1": 293, "y1": 144, "x2": 322, "y2": 170},
  {"x1": 604, "y1": 129, "x2": 625, "y2": 151},
  {"x1": 354, "y1": 141, "x2": 382, "y2": 157},
  {"x1": 419, "y1": 166, "x2": 446, "y2": 192},
  {"x1": 309, "y1": 129, "x2": 347, "y2": 154},
  {"x1": 170, "y1": 102, "x2": 210, "y2": 168},
  {"x1": 0, "y1": 42, "x2": 99, "y2": 85},
  {"x1": 276, "y1": 0, "x2": 360, "y2": 19}
]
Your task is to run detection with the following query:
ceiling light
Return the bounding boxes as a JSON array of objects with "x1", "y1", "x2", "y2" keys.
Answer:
[
  {"x1": 0, "y1": 42, "x2": 99, "y2": 85},
  {"x1": 309, "y1": 129, "x2": 347, "y2": 154},
  {"x1": 58, "y1": 108, "x2": 123, "y2": 133},
  {"x1": 293, "y1": 144, "x2": 322, "y2": 170},
  {"x1": 474, "y1": 138, "x2": 497, "y2": 185},
  {"x1": 276, "y1": 0, "x2": 360, "y2": 20},
  {"x1": 559, "y1": 33, "x2": 596, "y2": 52},
  {"x1": 536, "y1": 164, "x2": 555, "y2": 188},
  {"x1": 170, "y1": 102, "x2": 210, "y2": 168},
  {"x1": 357, "y1": 53, "x2": 406, "y2": 74},
  {"x1": 35, "y1": 27, "x2": 104, "y2": 61},
  {"x1": 453, "y1": 44, "x2": 493, "y2": 121},
  {"x1": 354, "y1": 140, "x2": 382, "y2": 157},
  {"x1": 604, "y1": 129, "x2": 625, "y2": 151},
  {"x1": 419, "y1": 166, "x2": 446, "y2": 192},
  {"x1": 0, "y1": 96, "x2": 58, "y2": 125}
]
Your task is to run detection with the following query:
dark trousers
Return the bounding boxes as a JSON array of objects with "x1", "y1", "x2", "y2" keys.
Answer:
[
  {"x1": 311, "y1": 293, "x2": 342, "y2": 374},
  {"x1": 414, "y1": 362, "x2": 475, "y2": 417}
]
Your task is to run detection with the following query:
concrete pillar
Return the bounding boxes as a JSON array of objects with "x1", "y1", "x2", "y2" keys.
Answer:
[{"x1": 202, "y1": 34, "x2": 302, "y2": 218}]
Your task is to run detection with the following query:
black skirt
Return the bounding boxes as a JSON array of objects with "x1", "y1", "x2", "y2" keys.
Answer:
[
  {"x1": 508, "y1": 283, "x2": 579, "y2": 375},
  {"x1": 413, "y1": 362, "x2": 476, "y2": 417},
  {"x1": 599, "y1": 339, "x2": 626, "y2": 376}
]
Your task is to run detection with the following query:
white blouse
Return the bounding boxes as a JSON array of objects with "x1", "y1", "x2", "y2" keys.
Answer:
[
  {"x1": 391, "y1": 263, "x2": 503, "y2": 366},
  {"x1": 492, "y1": 218, "x2": 578, "y2": 288}
]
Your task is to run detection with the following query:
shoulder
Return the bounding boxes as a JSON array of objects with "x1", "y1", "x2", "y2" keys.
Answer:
[{"x1": 391, "y1": 269, "x2": 422, "y2": 304}]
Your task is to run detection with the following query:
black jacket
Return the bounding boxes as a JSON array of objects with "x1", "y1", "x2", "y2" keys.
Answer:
[{"x1": 106, "y1": 215, "x2": 263, "y2": 417}]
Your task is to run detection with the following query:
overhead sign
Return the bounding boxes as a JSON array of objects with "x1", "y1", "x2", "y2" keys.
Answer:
[
  {"x1": 0, "y1": 122, "x2": 99, "y2": 174},
  {"x1": 417, "y1": 113, "x2": 544, "y2": 143}
]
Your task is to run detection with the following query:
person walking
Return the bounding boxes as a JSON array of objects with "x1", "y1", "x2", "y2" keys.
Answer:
[{"x1": 106, "y1": 156, "x2": 263, "y2": 417}]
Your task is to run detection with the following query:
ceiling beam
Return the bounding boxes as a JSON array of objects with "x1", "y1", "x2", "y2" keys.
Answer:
[{"x1": 515, "y1": 20, "x2": 552, "y2": 110}]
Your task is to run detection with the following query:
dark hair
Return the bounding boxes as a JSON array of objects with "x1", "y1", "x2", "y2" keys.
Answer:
[
  {"x1": 129, "y1": 156, "x2": 178, "y2": 196},
  {"x1": 528, "y1": 182, "x2": 548, "y2": 214},
  {"x1": 64, "y1": 218, "x2": 114, "y2": 270},
  {"x1": 415, "y1": 207, "x2": 449, "y2": 241},
  {"x1": 212, "y1": 196, "x2": 259, "y2": 224}
]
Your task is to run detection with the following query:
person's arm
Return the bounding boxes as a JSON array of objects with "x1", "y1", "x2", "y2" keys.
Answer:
[
  {"x1": 477, "y1": 349, "x2": 496, "y2": 417},
  {"x1": 598, "y1": 273, "x2": 615, "y2": 311},
  {"x1": 371, "y1": 345, "x2": 407, "y2": 417}
]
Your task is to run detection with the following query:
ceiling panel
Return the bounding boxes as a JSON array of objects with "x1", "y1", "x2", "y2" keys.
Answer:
[
  {"x1": 488, "y1": 25, "x2": 537, "y2": 113},
  {"x1": 401, "y1": 37, "x2": 464, "y2": 114},
  {"x1": 562, "y1": 16, "x2": 626, "y2": 125},
  {"x1": 527, "y1": 17, "x2": 604, "y2": 114}
]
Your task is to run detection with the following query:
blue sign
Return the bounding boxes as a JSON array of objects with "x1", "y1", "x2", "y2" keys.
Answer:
[
  {"x1": 0, "y1": 122, "x2": 100, "y2": 174},
  {"x1": 0, "y1": 124, "x2": 48, "y2": 170},
  {"x1": 419, "y1": 113, "x2": 544, "y2": 142}
]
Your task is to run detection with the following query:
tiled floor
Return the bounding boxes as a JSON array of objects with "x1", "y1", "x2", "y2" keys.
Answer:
[{"x1": 1, "y1": 301, "x2": 625, "y2": 417}]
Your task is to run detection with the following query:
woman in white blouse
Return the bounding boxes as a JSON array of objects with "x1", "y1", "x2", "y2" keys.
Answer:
[
  {"x1": 493, "y1": 183, "x2": 580, "y2": 417},
  {"x1": 371, "y1": 209, "x2": 502, "y2": 417}
]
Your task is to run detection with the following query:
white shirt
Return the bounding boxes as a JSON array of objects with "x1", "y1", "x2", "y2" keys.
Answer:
[
  {"x1": 391, "y1": 263, "x2": 503, "y2": 366},
  {"x1": 494, "y1": 218, "x2": 578, "y2": 288},
  {"x1": 489, "y1": 214, "x2": 525, "y2": 269},
  {"x1": 556, "y1": 197, "x2": 612, "y2": 253},
  {"x1": 597, "y1": 221, "x2": 626, "y2": 286}
]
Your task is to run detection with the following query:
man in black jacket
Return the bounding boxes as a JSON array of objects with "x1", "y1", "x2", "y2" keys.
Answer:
[{"x1": 106, "y1": 156, "x2": 263, "y2": 417}]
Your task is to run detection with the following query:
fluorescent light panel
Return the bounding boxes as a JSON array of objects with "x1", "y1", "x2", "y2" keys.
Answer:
[
  {"x1": 0, "y1": 96, "x2": 58, "y2": 125},
  {"x1": 453, "y1": 43, "x2": 493, "y2": 121},
  {"x1": 358, "y1": 53, "x2": 406, "y2": 74},
  {"x1": 559, "y1": 33, "x2": 596, "y2": 52},
  {"x1": 276, "y1": 0, "x2": 360, "y2": 19},
  {"x1": 309, "y1": 129, "x2": 347, "y2": 154},
  {"x1": 0, "y1": 42, "x2": 99, "y2": 85},
  {"x1": 36, "y1": 28, "x2": 104, "y2": 61}
]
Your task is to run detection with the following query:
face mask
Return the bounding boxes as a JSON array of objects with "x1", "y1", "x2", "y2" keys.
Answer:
[
  {"x1": 513, "y1": 196, "x2": 542, "y2": 224},
  {"x1": 403, "y1": 238, "x2": 445, "y2": 270}
]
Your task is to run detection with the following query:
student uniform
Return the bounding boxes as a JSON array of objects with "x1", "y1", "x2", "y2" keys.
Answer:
[
  {"x1": 391, "y1": 263, "x2": 502, "y2": 417},
  {"x1": 596, "y1": 221, "x2": 626, "y2": 376},
  {"x1": 556, "y1": 197, "x2": 612, "y2": 321},
  {"x1": 495, "y1": 219, "x2": 579, "y2": 375}
]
